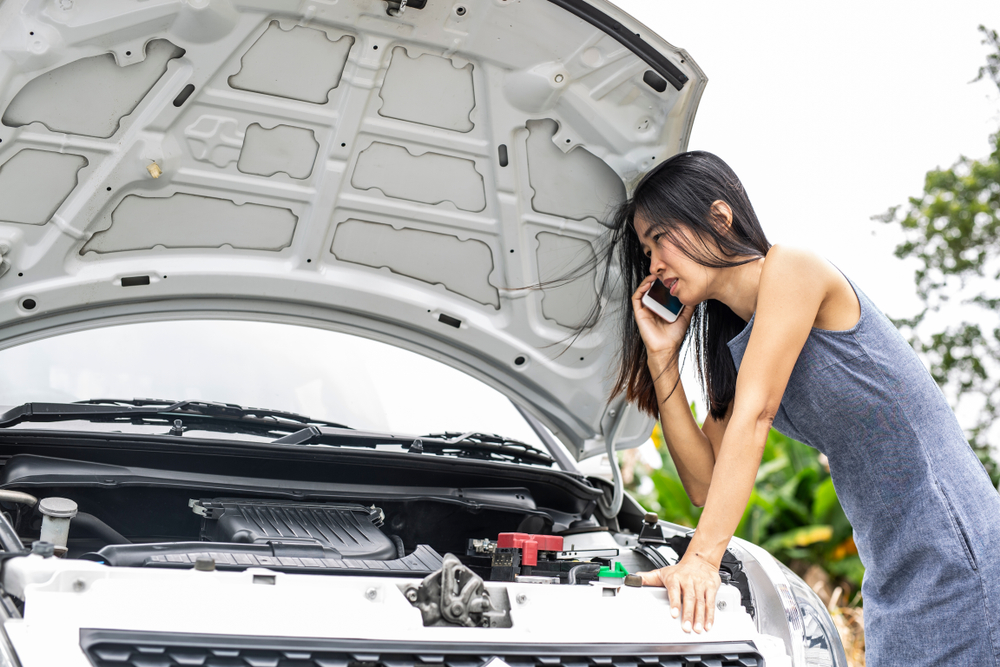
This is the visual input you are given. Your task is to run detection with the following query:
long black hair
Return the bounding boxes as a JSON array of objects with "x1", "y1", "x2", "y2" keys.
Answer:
[{"x1": 606, "y1": 151, "x2": 770, "y2": 420}]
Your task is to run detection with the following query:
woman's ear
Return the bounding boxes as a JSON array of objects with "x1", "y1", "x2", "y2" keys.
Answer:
[{"x1": 709, "y1": 200, "x2": 733, "y2": 232}]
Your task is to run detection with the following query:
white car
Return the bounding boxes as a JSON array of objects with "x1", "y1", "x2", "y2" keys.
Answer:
[{"x1": 0, "y1": 0, "x2": 847, "y2": 665}]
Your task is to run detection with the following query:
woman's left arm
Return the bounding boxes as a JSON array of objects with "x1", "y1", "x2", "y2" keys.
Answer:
[{"x1": 640, "y1": 246, "x2": 832, "y2": 633}]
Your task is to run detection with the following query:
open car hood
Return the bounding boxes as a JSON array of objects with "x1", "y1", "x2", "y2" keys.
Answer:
[{"x1": 0, "y1": 0, "x2": 705, "y2": 460}]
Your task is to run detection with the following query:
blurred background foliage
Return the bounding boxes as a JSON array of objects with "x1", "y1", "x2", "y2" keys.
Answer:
[
  {"x1": 624, "y1": 418, "x2": 864, "y2": 599},
  {"x1": 876, "y1": 25, "x2": 1000, "y2": 485}
]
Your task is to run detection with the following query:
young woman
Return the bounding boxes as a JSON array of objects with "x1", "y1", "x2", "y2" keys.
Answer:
[{"x1": 610, "y1": 151, "x2": 1000, "y2": 665}]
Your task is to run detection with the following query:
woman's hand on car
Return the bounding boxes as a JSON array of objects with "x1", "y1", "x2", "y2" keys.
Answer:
[
  {"x1": 639, "y1": 553, "x2": 721, "y2": 633},
  {"x1": 631, "y1": 275, "x2": 694, "y2": 365}
]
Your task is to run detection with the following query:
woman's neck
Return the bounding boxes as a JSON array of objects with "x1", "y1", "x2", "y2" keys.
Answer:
[{"x1": 708, "y1": 254, "x2": 767, "y2": 322}]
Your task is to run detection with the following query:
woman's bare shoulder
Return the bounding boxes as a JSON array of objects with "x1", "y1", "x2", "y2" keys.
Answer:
[
  {"x1": 762, "y1": 245, "x2": 858, "y2": 330},
  {"x1": 761, "y1": 245, "x2": 838, "y2": 285}
]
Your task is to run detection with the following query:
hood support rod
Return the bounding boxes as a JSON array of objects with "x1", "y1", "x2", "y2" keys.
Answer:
[{"x1": 597, "y1": 413, "x2": 626, "y2": 519}]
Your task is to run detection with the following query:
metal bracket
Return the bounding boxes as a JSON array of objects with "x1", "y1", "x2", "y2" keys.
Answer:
[
  {"x1": 386, "y1": 0, "x2": 428, "y2": 16},
  {"x1": 401, "y1": 553, "x2": 512, "y2": 628}
]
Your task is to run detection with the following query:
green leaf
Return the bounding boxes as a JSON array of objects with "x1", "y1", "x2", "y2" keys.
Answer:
[
  {"x1": 755, "y1": 455, "x2": 790, "y2": 483},
  {"x1": 773, "y1": 471, "x2": 812, "y2": 523},
  {"x1": 762, "y1": 525, "x2": 834, "y2": 553},
  {"x1": 649, "y1": 469, "x2": 701, "y2": 528},
  {"x1": 812, "y1": 477, "x2": 840, "y2": 522},
  {"x1": 734, "y1": 489, "x2": 774, "y2": 544}
]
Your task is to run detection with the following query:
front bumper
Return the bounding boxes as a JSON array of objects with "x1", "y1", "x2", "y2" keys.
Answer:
[{"x1": 1, "y1": 554, "x2": 791, "y2": 666}]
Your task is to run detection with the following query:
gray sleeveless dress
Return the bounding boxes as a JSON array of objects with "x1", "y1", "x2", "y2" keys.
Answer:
[{"x1": 727, "y1": 276, "x2": 1000, "y2": 666}]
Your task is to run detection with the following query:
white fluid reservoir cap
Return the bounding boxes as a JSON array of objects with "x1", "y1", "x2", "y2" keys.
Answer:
[{"x1": 38, "y1": 497, "x2": 78, "y2": 518}]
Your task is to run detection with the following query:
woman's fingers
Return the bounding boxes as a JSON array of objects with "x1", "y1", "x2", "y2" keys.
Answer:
[
  {"x1": 635, "y1": 273, "x2": 658, "y2": 293},
  {"x1": 705, "y1": 578, "x2": 718, "y2": 631},
  {"x1": 631, "y1": 274, "x2": 691, "y2": 357},
  {"x1": 632, "y1": 274, "x2": 657, "y2": 298},
  {"x1": 680, "y1": 575, "x2": 696, "y2": 632},
  {"x1": 639, "y1": 568, "x2": 682, "y2": 619},
  {"x1": 692, "y1": 582, "x2": 706, "y2": 633},
  {"x1": 666, "y1": 576, "x2": 682, "y2": 619},
  {"x1": 689, "y1": 564, "x2": 720, "y2": 634},
  {"x1": 631, "y1": 275, "x2": 658, "y2": 313},
  {"x1": 637, "y1": 560, "x2": 721, "y2": 634},
  {"x1": 638, "y1": 569, "x2": 663, "y2": 586}
]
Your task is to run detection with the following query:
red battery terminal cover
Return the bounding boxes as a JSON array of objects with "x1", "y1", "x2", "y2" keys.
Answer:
[{"x1": 496, "y1": 532, "x2": 564, "y2": 566}]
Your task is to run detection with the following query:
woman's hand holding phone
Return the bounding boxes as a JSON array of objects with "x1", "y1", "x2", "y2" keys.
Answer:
[
  {"x1": 631, "y1": 275, "x2": 693, "y2": 366},
  {"x1": 642, "y1": 277, "x2": 685, "y2": 322}
]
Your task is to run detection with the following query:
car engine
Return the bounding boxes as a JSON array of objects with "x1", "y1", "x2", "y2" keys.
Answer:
[{"x1": 0, "y1": 450, "x2": 756, "y2": 629}]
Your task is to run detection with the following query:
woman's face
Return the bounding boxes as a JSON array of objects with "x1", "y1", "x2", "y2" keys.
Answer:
[{"x1": 632, "y1": 213, "x2": 714, "y2": 306}]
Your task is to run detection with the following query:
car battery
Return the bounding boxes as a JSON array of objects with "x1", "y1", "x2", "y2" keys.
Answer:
[{"x1": 486, "y1": 532, "x2": 601, "y2": 584}]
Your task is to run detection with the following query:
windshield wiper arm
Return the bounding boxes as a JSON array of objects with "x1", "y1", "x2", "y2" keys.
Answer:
[
  {"x1": 0, "y1": 400, "x2": 351, "y2": 433},
  {"x1": 0, "y1": 402, "x2": 553, "y2": 465},
  {"x1": 78, "y1": 399, "x2": 352, "y2": 429},
  {"x1": 425, "y1": 431, "x2": 554, "y2": 464},
  {"x1": 273, "y1": 427, "x2": 554, "y2": 466}
]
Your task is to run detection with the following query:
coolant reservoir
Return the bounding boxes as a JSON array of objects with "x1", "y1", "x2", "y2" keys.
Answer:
[{"x1": 38, "y1": 497, "x2": 78, "y2": 554}]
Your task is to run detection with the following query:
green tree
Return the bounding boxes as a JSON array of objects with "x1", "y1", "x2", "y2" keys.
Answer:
[{"x1": 876, "y1": 26, "x2": 1000, "y2": 485}]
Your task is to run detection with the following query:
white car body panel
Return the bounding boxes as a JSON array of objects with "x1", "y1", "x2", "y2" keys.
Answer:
[
  {"x1": 0, "y1": 0, "x2": 707, "y2": 460},
  {"x1": 2, "y1": 553, "x2": 791, "y2": 667}
]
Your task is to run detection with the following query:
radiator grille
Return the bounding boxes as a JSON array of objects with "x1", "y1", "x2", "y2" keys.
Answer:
[{"x1": 81, "y1": 631, "x2": 764, "y2": 667}]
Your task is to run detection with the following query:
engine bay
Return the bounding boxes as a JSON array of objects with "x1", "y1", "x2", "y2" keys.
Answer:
[
  {"x1": 0, "y1": 452, "x2": 620, "y2": 578},
  {"x1": 0, "y1": 449, "x2": 754, "y2": 623}
]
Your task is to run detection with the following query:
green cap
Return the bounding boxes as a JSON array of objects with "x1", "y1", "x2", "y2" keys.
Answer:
[{"x1": 598, "y1": 562, "x2": 628, "y2": 578}]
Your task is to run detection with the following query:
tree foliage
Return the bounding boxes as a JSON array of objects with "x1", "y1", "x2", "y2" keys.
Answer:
[{"x1": 876, "y1": 26, "x2": 1000, "y2": 485}]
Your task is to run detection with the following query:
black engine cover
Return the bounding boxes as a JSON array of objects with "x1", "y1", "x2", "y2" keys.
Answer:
[{"x1": 191, "y1": 498, "x2": 397, "y2": 560}]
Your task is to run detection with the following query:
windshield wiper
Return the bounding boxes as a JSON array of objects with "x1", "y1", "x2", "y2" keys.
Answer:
[
  {"x1": 423, "y1": 431, "x2": 554, "y2": 464},
  {"x1": 273, "y1": 427, "x2": 554, "y2": 466},
  {"x1": 0, "y1": 401, "x2": 554, "y2": 466},
  {"x1": 0, "y1": 399, "x2": 351, "y2": 436}
]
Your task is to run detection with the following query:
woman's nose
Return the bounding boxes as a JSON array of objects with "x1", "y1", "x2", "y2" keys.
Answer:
[{"x1": 648, "y1": 253, "x2": 666, "y2": 276}]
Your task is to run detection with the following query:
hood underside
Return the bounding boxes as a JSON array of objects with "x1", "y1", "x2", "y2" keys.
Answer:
[{"x1": 0, "y1": 0, "x2": 705, "y2": 459}]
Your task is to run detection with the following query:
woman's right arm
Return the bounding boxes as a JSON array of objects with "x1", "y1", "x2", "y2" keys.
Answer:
[{"x1": 633, "y1": 275, "x2": 728, "y2": 506}]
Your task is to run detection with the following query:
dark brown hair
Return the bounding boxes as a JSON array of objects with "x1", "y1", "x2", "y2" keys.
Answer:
[{"x1": 604, "y1": 151, "x2": 771, "y2": 419}]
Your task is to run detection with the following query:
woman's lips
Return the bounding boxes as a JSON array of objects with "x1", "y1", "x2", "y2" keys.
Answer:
[{"x1": 668, "y1": 278, "x2": 678, "y2": 296}]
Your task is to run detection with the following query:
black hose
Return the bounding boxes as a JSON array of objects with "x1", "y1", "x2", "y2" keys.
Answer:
[
  {"x1": 390, "y1": 534, "x2": 405, "y2": 559},
  {"x1": 73, "y1": 513, "x2": 131, "y2": 545},
  {"x1": 567, "y1": 563, "x2": 601, "y2": 585}
]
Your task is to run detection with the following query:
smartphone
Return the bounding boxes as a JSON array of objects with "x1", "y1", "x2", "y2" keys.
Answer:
[{"x1": 642, "y1": 278, "x2": 684, "y2": 322}]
